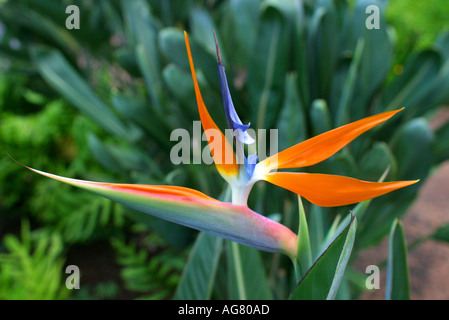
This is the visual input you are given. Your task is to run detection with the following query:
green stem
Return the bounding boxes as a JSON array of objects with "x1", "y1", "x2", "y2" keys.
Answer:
[
  {"x1": 231, "y1": 241, "x2": 247, "y2": 300},
  {"x1": 295, "y1": 196, "x2": 312, "y2": 280}
]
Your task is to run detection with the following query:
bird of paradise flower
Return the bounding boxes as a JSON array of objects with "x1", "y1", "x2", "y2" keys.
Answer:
[{"x1": 12, "y1": 32, "x2": 418, "y2": 262}]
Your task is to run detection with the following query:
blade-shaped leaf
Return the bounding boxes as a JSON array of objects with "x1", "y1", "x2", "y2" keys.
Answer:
[
  {"x1": 433, "y1": 119, "x2": 449, "y2": 164},
  {"x1": 431, "y1": 223, "x2": 449, "y2": 243},
  {"x1": 425, "y1": 31, "x2": 449, "y2": 109},
  {"x1": 306, "y1": 3, "x2": 338, "y2": 100},
  {"x1": 226, "y1": 0, "x2": 261, "y2": 67},
  {"x1": 189, "y1": 7, "x2": 217, "y2": 55},
  {"x1": 377, "y1": 50, "x2": 441, "y2": 115},
  {"x1": 357, "y1": 118, "x2": 433, "y2": 248},
  {"x1": 386, "y1": 219, "x2": 410, "y2": 300},
  {"x1": 310, "y1": 99, "x2": 332, "y2": 136},
  {"x1": 358, "y1": 142, "x2": 397, "y2": 182},
  {"x1": 289, "y1": 213, "x2": 357, "y2": 300},
  {"x1": 390, "y1": 118, "x2": 433, "y2": 185},
  {"x1": 159, "y1": 28, "x2": 219, "y2": 92},
  {"x1": 295, "y1": 196, "x2": 312, "y2": 280},
  {"x1": 277, "y1": 73, "x2": 307, "y2": 152},
  {"x1": 175, "y1": 232, "x2": 223, "y2": 300},
  {"x1": 121, "y1": 0, "x2": 163, "y2": 111},
  {"x1": 335, "y1": 39, "x2": 364, "y2": 127},
  {"x1": 343, "y1": 0, "x2": 394, "y2": 121},
  {"x1": 30, "y1": 46, "x2": 134, "y2": 141},
  {"x1": 248, "y1": 1, "x2": 291, "y2": 130}
]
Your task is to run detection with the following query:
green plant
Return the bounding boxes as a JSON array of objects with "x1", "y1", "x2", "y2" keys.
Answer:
[
  {"x1": 386, "y1": 0, "x2": 449, "y2": 65},
  {"x1": 2, "y1": 0, "x2": 449, "y2": 300},
  {"x1": 111, "y1": 233, "x2": 186, "y2": 299},
  {"x1": 0, "y1": 220, "x2": 69, "y2": 300}
]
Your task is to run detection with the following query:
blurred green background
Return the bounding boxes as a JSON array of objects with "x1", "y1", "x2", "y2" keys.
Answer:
[{"x1": 1, "y1": 0, "x2": 449, "y2": 299}]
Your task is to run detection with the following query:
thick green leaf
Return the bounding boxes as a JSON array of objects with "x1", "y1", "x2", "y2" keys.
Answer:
[
  {"x1": 248, "y1": 1, "x2": 291, "y2": 129},
  {"x1": 88, "y1": 133, "x2": 162, "y2": 180},
  {"x1": 433, "y1": 112, "x2": 449, "y2": 163},
  {"x1": 289, "y1": 213, "x2": 357, "y2": 300},
  {"x1": 189, "y1": 7, "x2": 217, "y2": 55},
  {"x1": 87, "y1": 133, "x2": 124, "y2": 174},
  {"x1": 277, "y1": 73, "x2": 307, "y2": 152},
  {"x1": 162, "y1": 64, "x2": 197, "y2": 118},
  {"x1": 111, "y1": 94, "x2": 171, "y2": 149},
  {"x1": 121, "y1": 0, "x2": 165, "y2": 113},
  {"x1": 308, "y1": 148, "x2": 357, "y2": 178},
  {"x1": 175, "y1": 232, "x2": 223, "y2": 300},
  {"x1": 410, "y1": 32, "x2": 449, "y2": 115},
  {"x1": 30, "y1": 47, "x2": 133, "y2": 141},
  {"x1": 306, "y1": 3, "x2": 338, "y2": 100},
  {"x1": 158, "y1": 28, "x2": 219, "y2": 92},
  {"x1": 335, "y1": 39, "x2": 364, "y2": 127},
  {"x1": 330, "y1": 56, "x2": 352, "y2": 121},
  {"x1": 377, "y1": 50, "x2": 441, "y2": 115},
  {"x1": 428, "y1": 32, "x2": 449, "y2": 108},
  {"x1": 386, "y1": 219, "x2": 410, "y2": 300},
  {"x1": 344, "y1": 0, "x2": 394, "y2": 121},
  {"x1": 308, "y1": 204, "x2": 329, "y2": 259},
  {"x1": 435, "y1": 31, "x2": 449, "y2": 61},
  {"x1": 357, "y1": 119, "x2": 433, "y2": 248},
  {"x1": 225, "y1": 0, "x2": 261, "y2": 67},
  {"x1": 390, "y1": 118, "x2": 433, "y2": 183},
  {"x1": 291, "y1": 1, "x2": 308, "y2": 108},
  {"x1": 295, "y1": 196, "x2": 312, "y2": 280},
  {"x1": 0, "y1": 0, "x2": 82, "y2": 56},
  {"x1": 430, "y1": 223, "x2": 449, "y2": 243},
  {"x1": 358, "y1": 142, "x2": 397, "y2": 181},
  {"x1": 310, "y1": 99, "x2": 332, "y2": 136}
]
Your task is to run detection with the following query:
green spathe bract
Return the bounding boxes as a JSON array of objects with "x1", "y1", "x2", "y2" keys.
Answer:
[{"x1": 21, "y1": 164, "x2": 297, "y2": 257}]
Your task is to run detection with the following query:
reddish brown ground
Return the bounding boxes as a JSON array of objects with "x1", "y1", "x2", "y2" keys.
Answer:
[
  {"x1": 355, "y1": 160, "x2": 449, "y2": 300},
  {"x1": 356, "y1": 107, "x2": 449, "y2": 300}
]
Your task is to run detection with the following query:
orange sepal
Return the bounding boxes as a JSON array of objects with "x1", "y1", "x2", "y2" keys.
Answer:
[
  {"x1": 264, "y1": 172, "x2": 418, "y2": 207},
  {"x1": 184, "y1": 31, "x2": 238, "y2": 178},
  {"x1": 259, "y1": 109, "x2": 404, "y2": 171}
]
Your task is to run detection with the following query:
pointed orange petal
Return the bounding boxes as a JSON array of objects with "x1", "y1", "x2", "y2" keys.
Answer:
[
  {"x1": 184, "y1": 31, "x2": 238, "y2": 178},
  {"x1": 264, "y1": 172, "x2": 418, "y2": 207},
  {"x1": 259, "y1": 109, "x2": 404, "y2": 171}
]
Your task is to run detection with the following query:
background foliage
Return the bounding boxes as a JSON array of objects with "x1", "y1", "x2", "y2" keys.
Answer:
[{"x1": 1, "y1": 0, "x2": 448, "y2": 299}]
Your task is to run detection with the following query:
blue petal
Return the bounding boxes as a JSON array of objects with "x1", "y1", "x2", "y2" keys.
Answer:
[
  {"x1": 244, "y1": 152, "x2": 258, "y2": 179},
  {"x1": 217, "y1": 61, "x2": 255, "y2": 145}
]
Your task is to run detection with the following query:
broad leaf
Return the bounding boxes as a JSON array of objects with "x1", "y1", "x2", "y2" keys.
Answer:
[
  {"x1": 175, "y1": 232, "x2": 223, "y2": 300},
  {"x1": 289, "y1": 213, "x2": 357, "y2": 300},
  {"x1": 295, "y1": 196, "x2": 312, "y2": 280},
  {"x1": 386, "y1": 219, "x2": 410, "y2": 300},
  {"x1": 248, "y1": 1, "x2": 290, "y2": 129},
  {"x1": 31, "y1": 47, "x2": 135, "y2": 141},
  {"x1": 431, "y1": 223, "x2": 449, "y2": 243}
]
